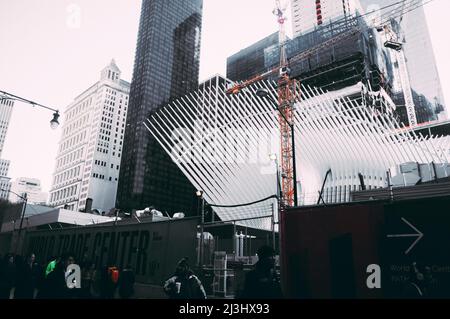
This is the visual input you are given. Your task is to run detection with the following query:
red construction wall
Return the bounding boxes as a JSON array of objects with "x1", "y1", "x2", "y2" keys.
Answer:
[{"x1": 282, "y1": 202, "x2": 385, "y2": 298}]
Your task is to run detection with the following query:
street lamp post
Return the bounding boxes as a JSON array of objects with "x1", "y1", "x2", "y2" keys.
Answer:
[
  {"x1": 0, "y1": 90, "x2": 59, "y2": 252},
  {"x1": 0, "y1": 90, "x2": 60, "y2": 129},
  {"x1": 1, "y1": 189, "x2": 28, "y2": 254},
  {"x1": 269, "y1": 154, "x2": 281, "y2": 251},
  {"x1": 16, "y1": 192, "x2": 28, "y2": 251},
  {"x1": 256, "y1": 88, "x2": 298, "y2": 207},
  {"x1": 196, "y1": 190, "x2": 205, "y2": 267}
]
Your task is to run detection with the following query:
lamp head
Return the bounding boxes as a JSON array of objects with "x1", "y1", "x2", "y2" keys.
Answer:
[
  {"x1": 196, "y1": 190, "x2": 203, "y2": 197},
  {"x1": 255, "y1": 88, "x2": 270, "y2": 98},
  {"x1": 50, "y1": 111, "x2": 60, "y2": 129}
]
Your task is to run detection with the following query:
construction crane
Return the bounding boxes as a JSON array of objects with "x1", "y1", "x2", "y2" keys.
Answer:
[
  {"x1": 272, "y1": 0, "x2": 299, "y2": 209},
  {"x1": 225, "y1": 0, "x2": 434, "y2": 208},
  {"x1": 227, "y1": 1, "x2": 299, "y2": 209},
  {"x1": 226, "y1": 0, "x2": 430, "y2": 94}
]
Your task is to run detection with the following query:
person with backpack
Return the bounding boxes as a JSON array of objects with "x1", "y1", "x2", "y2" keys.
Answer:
[
  {"x1": 241, "y1": 245, "x2": 283, "y2": 299},
  {"x1": 100, "y1": 265, "x2": 119, "y2": 299},
  {"x1": 118, "y1": 264, "x2": 135, "y2": 299},
  {"x1": 37, "y1": 253, "x2": 75, "y2": 299},
  {"x1": 163, "y1": 257, "x2": 206, "y2": 299}
]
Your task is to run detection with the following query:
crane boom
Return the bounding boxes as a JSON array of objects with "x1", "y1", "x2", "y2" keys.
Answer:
[{"x1": 226, "y1": 68, "x2": 278, "y2": 95}]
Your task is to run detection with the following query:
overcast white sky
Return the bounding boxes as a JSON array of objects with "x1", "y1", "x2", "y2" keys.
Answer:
[{"x1": 0, "y1": 0, "x2": 448, "y2": 194}]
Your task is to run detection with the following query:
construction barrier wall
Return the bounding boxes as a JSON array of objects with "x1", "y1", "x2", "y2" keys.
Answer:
[
  {"x1": 0, "y1": 232, "x2": 12, "y2": 255},
  {"x1": 283, "y1": 196, "x2": 450, "y2": 298},
  {"x1": 21, "y1": 218, "x2": 198, "y2": 286}
]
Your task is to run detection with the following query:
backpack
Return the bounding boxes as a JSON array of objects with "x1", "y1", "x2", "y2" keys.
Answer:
[
  {"x1": 172, "y1": 275, "x2": 205, "y2": 299},
  {"x1": 108, "y1": 267, "x2": 120, "y2": 284}
]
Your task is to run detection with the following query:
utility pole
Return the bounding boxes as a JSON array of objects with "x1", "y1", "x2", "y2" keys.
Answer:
[
  {"x1": 200, "y1": 196, "x2": 205, "y2": 266},
  {"x1": 15, "y1": 192, "x2": 28, "y2": 255},
  {"x1": 270, "y1": 154, "x2": 282, "y2": 253},
  {"x1": 1, "y1": 188, "x2": 29, "y2": 254},
  {"x1": 196, "y1": 190, "x2": 205, "y2": 267},
  {"x1": 387, "y1": 169, "x2": 394, "y2": 201}
]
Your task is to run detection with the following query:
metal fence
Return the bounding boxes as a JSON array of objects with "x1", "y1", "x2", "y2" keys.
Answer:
[{"x1": 197, "y1": 213, "x2": 279, "y2": 298}]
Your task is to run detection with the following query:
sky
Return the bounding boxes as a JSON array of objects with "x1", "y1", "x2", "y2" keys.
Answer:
[{"x1": 0, "y1": 0, "x2": 449, "y2": 195}]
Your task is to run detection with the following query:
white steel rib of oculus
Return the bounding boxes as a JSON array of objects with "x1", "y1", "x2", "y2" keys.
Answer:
[{"x1": 144, "y1": 80, "x2": 449, "y2": 230}]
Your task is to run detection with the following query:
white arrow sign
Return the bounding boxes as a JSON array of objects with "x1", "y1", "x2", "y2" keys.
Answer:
[{"x1": 387, "y1": 217, "x2": 424, "y2": 255}]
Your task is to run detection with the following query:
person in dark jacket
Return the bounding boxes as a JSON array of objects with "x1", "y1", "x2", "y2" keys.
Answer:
[
  {"x1": 241, "y1": 245, "x2": 283, "y2": 299},
  {"x1": 37, "y1": 253, "x2": 75, "y2": 299},
  {"x1": 14, "y1": 253, "x2": 41, "y2": 299},
  {"x1": 80, "y1": 261, "x2": 95, "y2": 299},
  {"x1": 99, "y1": 265, "x2": 118, "y2": 299},
  {"x1": 0, "y1": 254, "x2": 16, "y2": 299},
  {"x1": 163, "y1": 257, "x2": 207, "y2": 299},
  {"x1": 118, "y1": 264, "x2": 135, "y2": 299}
]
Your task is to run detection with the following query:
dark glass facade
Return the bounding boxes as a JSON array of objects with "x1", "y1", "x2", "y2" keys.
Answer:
[
  {"x1": 117, "y1": 0, "x2": 203, "y2": 215},
  {"x1": 359, "y1": 0, "x2": 446, "y2": 123},
  {"x1": 226, "y1": 32, "x2": 279, "y2": 82},
  {"x1": 227, "y1": 19, "x2": 396, "y2": 94}
]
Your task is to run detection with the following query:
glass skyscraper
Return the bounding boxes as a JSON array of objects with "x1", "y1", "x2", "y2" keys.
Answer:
[
  {"x1": 117, "y1": 0, "x2": 203, "y2": 215},
  {"x1": 359, "y1": 0, "x2": 446, "y2": 123},
  {"x1": 227, "y1": 32, "x2": 279, "y2": 82}
]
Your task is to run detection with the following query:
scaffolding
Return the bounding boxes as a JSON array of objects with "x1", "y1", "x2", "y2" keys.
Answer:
[{"x1": 261, "y1": 17, "x2": 390, "y2": 96}]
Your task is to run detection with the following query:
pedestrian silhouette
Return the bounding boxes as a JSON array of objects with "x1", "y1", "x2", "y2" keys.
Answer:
[
  {"x1": 14, "y1": 253, "x2": 41, "y2": 299},
  {"x1": 37, "y1": 253, "x2": 75, "y2": 299},
  {"x1": 118, "y1": 264, "x2": 135, "y2": 299},
  {"x1": 0, "y1": 254, "x2": 16, "y2": 299},
  {"x1": 100, "y1": 265, "x2": 119, "y2": 299},
  {"x1": 241, "y1": 245, "x2": 283, "y2": 299},
  {"x1": 80, "y1": 261, "x2": 96, "y2": 299},
  {"x1": 163, "y1": 257, "x2": 206, "y2": 299}
]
